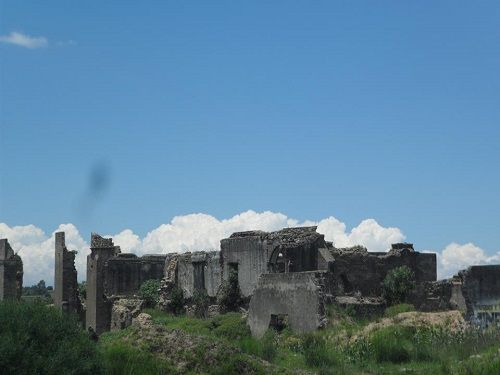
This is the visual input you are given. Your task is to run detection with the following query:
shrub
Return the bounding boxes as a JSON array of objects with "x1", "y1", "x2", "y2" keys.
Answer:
[
  {"x1": 193, "y1": 289, "x2": 210, "y2": 318},
  {"x1": 139, "y1": 279, "x2": 161, "y2": 308},
  {"x1": 302, "y1": 333, "x2": 339, "y2": 368},
  {"x1": 78, "y1": 282, "x2": 87, "y2": 301},
  {"x1": 261, "y1": 329, "x2": 278, "y2": 362},
  {"x1": 0, "y1": 301, "x2": 101, "y2": 374},
  {"x1": 382, "y1": 266, "x2": 416, "y2": 305},
  {"x1": 169, "y1": 287, "x2": 185, "y2": 315},
  {"x1": 369, "y1": 325, "x2": 412, "y2": 363},
  {"x1": 217, "y1": 269, "x2": 242, "y2": 312},
  {"x1": 100, "y1": 342, "x2": 175, "y2": 375},
  {"x1": 210, "y1": 312, "x2": 251, "y2": 340},
  {"x1": 384, "y1": 303, "x2": 415, "y2": 318}
]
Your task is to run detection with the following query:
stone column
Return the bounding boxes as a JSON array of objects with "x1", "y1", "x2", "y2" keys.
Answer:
[
  {"x1": 86, "y1": 233, "x2": 120, "y2": 334},
  {"x1": 54, "y1": 232, "x2": 82, "y2": 315}
]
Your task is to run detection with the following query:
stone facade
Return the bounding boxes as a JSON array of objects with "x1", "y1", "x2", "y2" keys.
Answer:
[
  {"x1": 0, "y1": 239, "x2": 23, "y2": 301},
  {"x1": 248, "y1": 271, "x2": 327, "y2": 338},
  {"x1": 324, "y1": 243, "x2": 437, "y2": 297},
  {"x1": 459, "y1": 265, "x2": 500, "y2": 328},
  {"x1": 54, "y1": 232, "x2": 82, "y2": 315},
  {"x1": 221, "y1": 227, "x2": 325, "y2": 297},
  {"x1": 85, "y1": 233, "x2": 167, "y2": 334},
  {"x1": 105, "y1": 254, "x2": 166, "y2": 297}
]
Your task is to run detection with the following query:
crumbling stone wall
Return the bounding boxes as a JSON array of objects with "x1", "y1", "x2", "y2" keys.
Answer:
[
  {"x1": 105, "y1": 254, "x2": 166, "y2": 297},
  {"x1": 459, "y1": 265, "x2": 500, "y2": 328},
  {"x1": 328, "y1": 243, "x2": 436, "y2": 297},
  {"x1": 159, "y1": 251, "x2": 220, "y2": 303},
  {"x1": 86, "y1": 234, "x2": 121, "y2": 334},
  {"x1": 54, "y1": 232, "x2": 82, "y2": 315},
  {"x1": 248, "y1": 271, "x2": 327, "y2": 338},
  {"x1": 0, "y1": 239, "x2": 23, "y2": 301},
  {"x1": 221, "y1": 227, "x2": 325, "y2": 297}
]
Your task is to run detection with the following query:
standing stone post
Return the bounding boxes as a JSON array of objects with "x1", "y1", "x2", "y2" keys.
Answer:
[
  {"x1": 86, "y1": 233, "x2": 120, "y2": 334},
  {"x1": 54, "y1": 232, "x2": 82, "y2": 315}
]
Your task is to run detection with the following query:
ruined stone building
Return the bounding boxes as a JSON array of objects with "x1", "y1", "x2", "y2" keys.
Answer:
[
  {"x1": 46, "y1": 226, "x2": 499, "y2": 336},
  {"x1": 0, "y1": 223, "x2": 495, "y2": 337},
  {"x1": 156, "y1": 226, "x2": 500, "y2": 337},
  {"x1": 0, "y1": 238, "x2": 23, "y2": 301},
  {"x1": 85, "y1": 233, "x2": 165, "y2": 334}
]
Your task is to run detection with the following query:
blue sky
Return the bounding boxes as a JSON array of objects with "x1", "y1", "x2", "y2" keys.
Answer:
[{"x1": 1, "y1": 2, "x2": 499, "y2": 283}]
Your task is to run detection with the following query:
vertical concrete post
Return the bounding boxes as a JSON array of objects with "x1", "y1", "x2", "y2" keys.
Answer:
[
  {"x1": 53, "y1": 232, "x2": 65, "y2": 308},
  {"x1": 86, "y1": 233, "x2": 120, "y2": 334},
  {"x1": 53, "y1": 232, "x2": 82, "y2": 315}
]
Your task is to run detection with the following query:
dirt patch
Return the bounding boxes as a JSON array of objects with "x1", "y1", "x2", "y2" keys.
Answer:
[
  {"x1": 114, "y1": 318, "x2": 296, "y2": 374},
  {"x1": 350, "y1": 310, "x2": 467, "y2": 343}
]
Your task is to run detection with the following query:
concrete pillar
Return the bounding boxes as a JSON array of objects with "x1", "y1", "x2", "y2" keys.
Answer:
[
  {"x1": 54, "y1": 232, "x2": 82, "y2": 315},
  {"x1": 86, "y1": 233, "x2": 120, "y2": 334}
]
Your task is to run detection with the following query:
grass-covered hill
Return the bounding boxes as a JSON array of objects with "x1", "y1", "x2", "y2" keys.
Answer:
[{"x1": 1, "y1": 301, "x2": 499, "y2": 374}]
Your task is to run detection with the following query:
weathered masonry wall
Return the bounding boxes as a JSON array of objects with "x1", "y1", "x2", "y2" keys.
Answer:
[
  {"x1": 164, "y1": 251, "x2": 221, "y2": 298},
  {"x1": 248, "y1": 271, "x2": 327, "y2": 338},
  {"x1": 328, "y1": 244, "x2": 436, "y2": 296},
  {"x1": 460, "y1": 265, "x2": 500, "y2": 328},
  {"x1": 221, "y1": 233, "x2": 268, "y2": 298},
  {"x1": 54, "y1": 232, "x2": 82, "y2": 315},
  {"x1": 0, "y1": 239, "x2": 23, "y2": 301},
  {"x1": 86, "y1": 234, "x2": 120, "y2": 335},
  {"x1": 221, "y1": 227, "x2": 325, "y2": 298},
  {"x1": 105, "y1": 254, "x2": 166, "y2": 297}
]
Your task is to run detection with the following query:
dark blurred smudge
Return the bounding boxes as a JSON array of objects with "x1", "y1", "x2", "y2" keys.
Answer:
[{"x1": 75, "y1": 160, "x2": 111, "y2": 222}]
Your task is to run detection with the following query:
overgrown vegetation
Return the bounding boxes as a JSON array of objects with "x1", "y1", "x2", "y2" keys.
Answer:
[
  {"x1": 2, "y1": 299, "x2": 499, "y2": 374},
  {"x1": 78, "y1": 281, "x2": 87, "y2": 301},
  {"x1": 168, "y1": 287, "x2": 185, "y2": 315},
  {"x1": 217, "y1": 268, "x2": 242, "y2": 312},
  {"x1": 384, "y1": 303, "x2": 415, "y2": 317},
  {"x1": 0, "y1": 301, "x2": 100, "y2": 374},
  {"x1": 193, "y1": 289, "x2": 210, "y2": 318},
  {"x1": 21, "y1": 279, "x2": 53, "y2": 304},
  {"x1": 139, "y1": 279, "x2": 161, "y2": 308},
  {"x1": 382, "y1": 266, "x2": 416, "y2": 305}
]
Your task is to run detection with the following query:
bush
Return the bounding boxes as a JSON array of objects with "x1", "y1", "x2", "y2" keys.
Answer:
[
  {"x1": 139, "y1": 279, "x2": 161, "y2": 308},
  {"x1": 169, "y1": 287, "x2": 185, "y2": 315},
  {"x1": 384, "y1": 303, "x2": 415, "y2": 318},
  {"x1": 217, "y1": 269, "x2": 242, "y2": 312},
  {"x1": 100, "y1": 342, "x2": 175, "y2": 375},
  {"x1": 369, "y1": 326, "x2": 412, "y2": 363},
  {"x1": 0, "y1": 301, "x2": 101, "y2": 374},
  {"x1": 382, "y1": 266, "x2": 416, "y2": 306},
  {"x1": 210, "y1": 312, "x2": 251, "y2": 340},
  {"x1": 302, "y1": 333, "x2": 339, "y2": 368},
  {"x1": 78, "y1": 282, "x2": 87, "y2": 301},
  {"x1": 193, "y1": 290, "x2": 210, "y2": 318},
  {"x1": 261, "y1": 329, "x2": 278, "y2": 362}
]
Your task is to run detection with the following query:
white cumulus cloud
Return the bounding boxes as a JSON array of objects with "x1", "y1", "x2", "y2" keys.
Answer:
[
  {"x1": 0, "y1": 31, "x2": 48, "y2": 49},
  {"x1": 435, "y1": 242, "x2": 500, "y2": 279},
  {"x1": 2, "y1": 210, "x2": 497, "y2": 286}
]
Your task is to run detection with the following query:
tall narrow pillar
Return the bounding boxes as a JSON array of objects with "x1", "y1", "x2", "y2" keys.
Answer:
[
  {"x1": 54, "y1": 232, "x2": 82, "y2": 315},
  {"x1": 86, "y1": 233, "x2": 120, "y2": 334}
]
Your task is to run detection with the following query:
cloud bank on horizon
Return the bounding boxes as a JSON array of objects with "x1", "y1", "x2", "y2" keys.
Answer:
[{"x1": 1, "y1": 210, "x2": 498, "y2": 285}]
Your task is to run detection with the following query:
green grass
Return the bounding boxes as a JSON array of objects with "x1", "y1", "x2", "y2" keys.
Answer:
[
  {"x1": 384, "y1": 303, "x2": 415, "y2": 317},
  {"x1": 99, "y1": 341, "x2": 176, "y2": 375},
  {"x1": 2, "y1": 301, "x2": 500, "y2": 374}
]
